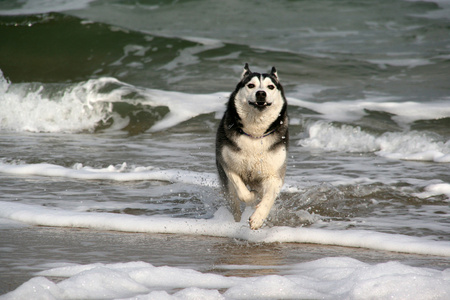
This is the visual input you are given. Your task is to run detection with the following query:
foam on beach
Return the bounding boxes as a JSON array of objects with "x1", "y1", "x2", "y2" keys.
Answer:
[
  {"x1": 1, "y1": 201, "x2": 449, "y2": 257},
  {"x1": 3, "y1": 257, "x2": 450, "y2": 300}
]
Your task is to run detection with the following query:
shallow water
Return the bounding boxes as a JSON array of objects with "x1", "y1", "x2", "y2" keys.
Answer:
[{"x1": 0, "y1": 0, "x2": 449, "y2": 298}]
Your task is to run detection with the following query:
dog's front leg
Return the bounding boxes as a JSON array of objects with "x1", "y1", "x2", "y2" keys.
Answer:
[
  {"x1": 227, "y1": 172, "x2": 257, "y2": 204},
  {"x1": 225, "y1": 171, "x2": 257, "y2": 222},
  {"x1": 249, "y1": 177, "x2": 283, "y2": 230}
]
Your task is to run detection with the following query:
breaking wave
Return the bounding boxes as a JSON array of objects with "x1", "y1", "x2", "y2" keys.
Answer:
[{"x1": 0, "y1": 72, "x2": 226, "y2": 134}]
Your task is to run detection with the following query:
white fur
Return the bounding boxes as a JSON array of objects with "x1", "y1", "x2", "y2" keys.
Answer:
[{"x1": 221, "y1": 134, "x2": 286, "y2": 229}]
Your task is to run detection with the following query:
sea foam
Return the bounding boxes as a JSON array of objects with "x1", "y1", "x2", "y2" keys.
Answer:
[
  {"x1": 414, "y1": 183, "x2": 450, "y2": 201},
  {"x1": 0, "y1": 76, "x2": 113, "y2": 133},
  {"x1": 0, "y1": 161, "x2": 219, "y2": 187},
  {"x1": 298, "y1": 121, "x2": 450, "y2": 162},
  {"x1": 288, "y1": 96, "x2": 450, "y2": 125},
  {"x1": 1, "y1": 201, "x2": 449, "y2": 257},
  {"x1": 3, "y1": 257, "x2": 450, "y2": 299}
]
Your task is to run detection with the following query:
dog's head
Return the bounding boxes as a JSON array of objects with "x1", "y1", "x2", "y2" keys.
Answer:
[{"x1": 235, "y1": 63, "x2": 285, "y2": 112}]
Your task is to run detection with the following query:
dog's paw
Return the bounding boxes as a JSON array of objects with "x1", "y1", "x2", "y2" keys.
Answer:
[{"x1": 249, "y1": 210, "x2": 265, "y2": 230}]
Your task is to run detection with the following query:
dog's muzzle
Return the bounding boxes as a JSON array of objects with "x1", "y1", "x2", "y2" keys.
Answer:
[{"x1": 250, "y1": 90, "x2": 272, "y2": 109}]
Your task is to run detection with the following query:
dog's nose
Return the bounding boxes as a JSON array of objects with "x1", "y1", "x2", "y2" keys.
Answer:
[{"x1": 256, "y1": 91, "x2": 266, "y2": 99}]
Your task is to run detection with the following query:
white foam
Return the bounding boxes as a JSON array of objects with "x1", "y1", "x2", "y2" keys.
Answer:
[
  {"x1": 414, "y1": 183, "x2": 450, "y2": 201},
  {"x1": 83, "y1": 78, "x2": 228, "y2": 132},
  {"x1": 298, "y1": 121, "x2": 450, "y2": 163},
  {"x1": 0, "y1": 162, "x2": 219, "y2": 187},
  {"x1": 288, "y1": 96, "x2": 450, "y2": 125},
  {"x1": 0, "y1": 161, "x2": 309, "y2": 195},
  {"x1": 367, "y1": 58, "x2": 432, "y2": 68},
  {"x1": 0, "y1": 77, "x2": 114, "y2": 133},
  {"x1": 157, "y1": 40, "x2": 224, "y2": 71},
  {"x1": 1, "y1": 202, "x2": 449, "y2": 257},
  {"x1": 3, "y1": 257, "x2": 450, "y2": 299},
  {"x1": 0, "y1": 161, "x2": 370, "y2": 196},
  {"x1": 0, "y1": 0, "x2": 96, "y2": 15},
  {"x1": 137, "y1": 89, "x2": 227, "y2": 132}
]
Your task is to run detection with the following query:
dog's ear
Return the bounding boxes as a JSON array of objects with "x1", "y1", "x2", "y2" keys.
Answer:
[
  {"x1": 270, "y1": 66, "x2": 279, "y2": 81},
  {"x1": 241, "y1": 63, "x2": 251, "y2": 80}
]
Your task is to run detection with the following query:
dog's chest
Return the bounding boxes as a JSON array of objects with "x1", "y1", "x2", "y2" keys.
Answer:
[{"x1": 222, "y1": 135, "x2": 286, "y2": 180}]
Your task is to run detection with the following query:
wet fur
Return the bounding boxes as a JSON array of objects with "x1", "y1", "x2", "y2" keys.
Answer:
[{"x1": 216, "y1": 64, "x2": 289, "y2": 229}]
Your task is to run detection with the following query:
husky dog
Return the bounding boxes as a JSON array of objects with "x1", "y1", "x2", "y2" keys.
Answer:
[{"x1": 216, "y1": 63, "x2": 289, "y2": 230}]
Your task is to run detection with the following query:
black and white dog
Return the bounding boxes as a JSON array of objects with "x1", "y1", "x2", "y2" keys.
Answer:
[{"x1": 216, "y1": 63, "x2": 289, "y2": 230}]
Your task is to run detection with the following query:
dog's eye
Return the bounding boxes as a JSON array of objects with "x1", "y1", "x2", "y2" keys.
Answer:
[
  {"x1": 247, "y1": 84, "x2": 255, "y2": 89},
  {"x1": 268, "y1": 85, "x2": 275, "y2": 90}
]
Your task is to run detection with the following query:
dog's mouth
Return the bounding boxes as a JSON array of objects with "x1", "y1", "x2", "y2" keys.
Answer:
[{"x1": 249, "y1": 101, "x2": 272, "y2": 109}]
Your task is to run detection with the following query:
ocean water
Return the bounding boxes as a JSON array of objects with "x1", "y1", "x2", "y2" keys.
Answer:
[{"x1": 1, "y1": 0, "x2": 450, "y2": 299}]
